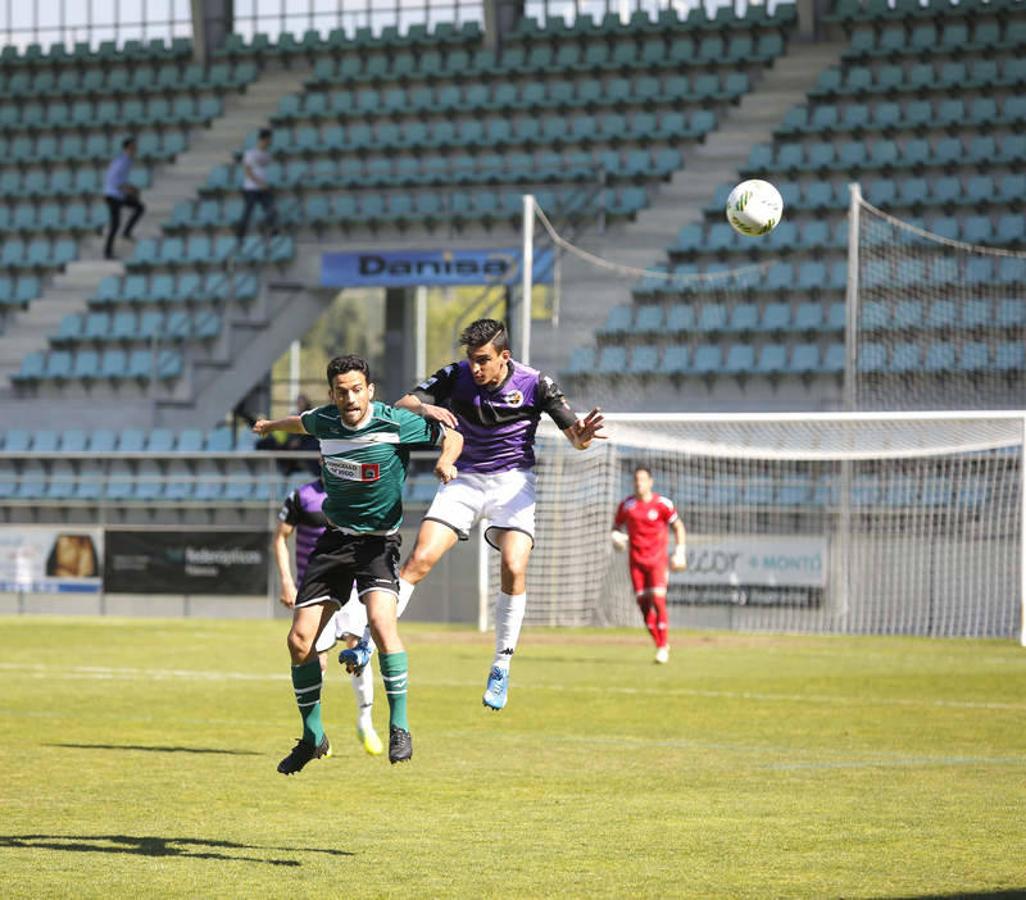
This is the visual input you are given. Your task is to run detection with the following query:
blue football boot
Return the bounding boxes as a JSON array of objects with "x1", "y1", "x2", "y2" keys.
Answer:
[
  {"x1": 339, "y1": 639, "x2": 372, "y2": 676},
  {"x1": 482, "y1": 665, "x2": 509, "y2": 711}
]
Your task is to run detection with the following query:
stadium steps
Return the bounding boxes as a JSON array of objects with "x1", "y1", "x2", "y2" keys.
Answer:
[
  {"x1": 0, "y1": 63, "x2": 313, "y2": 425},
  {"x1": 150, "y1": 237, "x2": 328, "y2": 428},
  {"x1": 529, "y1": 39, "x2": 847, "y2": 382},
  {"x1": 0, "y1": 256, "x2": 123, "y2": 390},
  {"x1": 138, "y1": 63, "x2": 313, "y2": 236}
]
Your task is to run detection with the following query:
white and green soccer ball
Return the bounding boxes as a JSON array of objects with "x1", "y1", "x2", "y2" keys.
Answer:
[{"x1": 725, "y1": 179, "x2": 784, "y2": 237}]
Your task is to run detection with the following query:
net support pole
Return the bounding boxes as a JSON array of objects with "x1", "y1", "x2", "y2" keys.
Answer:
[
  {"x1": 520, "y1": 193, "x2": 535, "y2": 365},
  {"x1": 1020, "y1": 414, "x2": 1026, "y2": 647},
  {"x1": 843, "y1": 182, "x2": 861, "y2": 412}
]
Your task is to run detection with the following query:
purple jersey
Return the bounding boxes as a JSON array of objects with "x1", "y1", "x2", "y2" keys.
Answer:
[
  {"x1": 412, "y1": 359, "x2": 577, "y2": 474},
  {"x1": 277, "y1": 479, "x2": 327, "y2": 582}
]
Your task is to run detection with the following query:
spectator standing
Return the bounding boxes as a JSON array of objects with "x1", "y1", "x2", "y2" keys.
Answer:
[
  {"x1": 103, "y1": 137, "x2": 145, "y2": 260},
  {"x1": 236, "y1": 128, "x2": 278, "y2": 240}
]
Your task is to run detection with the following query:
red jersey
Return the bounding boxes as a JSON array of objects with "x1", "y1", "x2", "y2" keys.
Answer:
[{"x1": 614, "y1": 493, "x2": 679, "y2": 566}]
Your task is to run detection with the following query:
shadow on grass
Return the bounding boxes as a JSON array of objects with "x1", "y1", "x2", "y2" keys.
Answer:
[
  {"x1": 0, "y1": 834, "x2": 353, "y2": 867},
  {"x1": 45, "y1": 743, "x2": 261, "y2": 756},
  {"x1": 895, "y1": 893, "x2": 1026, "y2": 899}
]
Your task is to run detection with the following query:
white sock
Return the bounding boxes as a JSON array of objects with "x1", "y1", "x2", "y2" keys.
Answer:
[
  {"x1": 492, "y1": 592, "x2": 527, "y2": 670},
  {"x1": 396, "y1": 577, "x2": 415, "y2": 619},
  {"x1": 351, "y1": 665, "x2": 374, "y2": 731}
]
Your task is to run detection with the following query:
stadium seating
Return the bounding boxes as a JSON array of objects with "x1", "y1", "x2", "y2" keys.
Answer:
[
  {"x1": 11, "y1": 7, "x2": 796, "y2": 399},
  {"x1": 0, "y1": 422, "x2": 448, "y2": 507},
  {"x1": 564, "y1": 0, "x2": 1026, "y2": 397},
  {"x1": 0, "y1": 37, "x2": 259, "y2": 325},
  {"x1": 187, "y1": 5, "x2": 795, "y2": 237}
]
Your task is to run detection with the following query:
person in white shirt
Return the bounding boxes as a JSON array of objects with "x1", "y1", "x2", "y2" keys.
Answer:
[
  {"x1": 103, "y1": 136, "x2": 145, "y2": 260},
  {"x1": 236, "y1": 128, "x2": 278, "y2": 240}
]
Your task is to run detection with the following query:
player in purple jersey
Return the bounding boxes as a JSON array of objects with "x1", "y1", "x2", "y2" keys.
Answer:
[
  {"x1": 273, "y1": 478, "x2": 384, "y2": 756},
  {"x1": 343, "y1": 318, "x2": 605, "y2": 711}
]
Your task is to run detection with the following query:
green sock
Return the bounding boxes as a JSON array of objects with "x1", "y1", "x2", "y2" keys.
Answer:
[
  {"x1": 379, "y1": 651, "x2": 409, "y2": 732},
  {"x1": 291, "y1": 661, "x2": 324, "y2": 745}
]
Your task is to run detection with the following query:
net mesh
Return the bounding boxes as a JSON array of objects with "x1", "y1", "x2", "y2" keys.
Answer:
[
  {"x1": 488, "y1": 413, "x2": 1024, "y2": 640},
  {"x1": 533, "y1": 201, "x2": 784, "y2": 409},
  {"x1": 852, "y1": 195, "x2": 1026, "y2": 411}
]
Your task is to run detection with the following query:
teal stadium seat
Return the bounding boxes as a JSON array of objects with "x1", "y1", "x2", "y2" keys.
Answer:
[
  {"x1": 663, "y1": 345, "x2": 689, "y2": 374},
  {"x1": 597, "y1": 346, "x2": 627, "y2": 374},
  {"x1": 724, "y1": 344, "x2": 755, "y2": 374},
  {"x1": 996, "y1": 300, "x2": 1025, "y2": 328},
  {"x1": 755, "y1": 344, "x2": 788, "y2": 374},
  {"x1": 566, "y1": 346, "x2": 595, "y2": 375},
  {"x1": 691, "y1": 344, "x2": 723, "y2": 375},
  {"x1": 763, "y1": 302, "x2": 792, "y2": 332},
  {"x1": 923, "y1": 341, "x2": 956, "y2": 372},
  {"x1": 791, "y1": 344, "x2": 821, "y2": 374},
  {"x1": 628, "y1": 346, "x2": 660, "y2": 374},
  {"x1": 995, "y1": 341, "x2": 1025, "y2": 372},
  {"x1": 729, "y1": 303, "x2": 759, "y2": 332}
]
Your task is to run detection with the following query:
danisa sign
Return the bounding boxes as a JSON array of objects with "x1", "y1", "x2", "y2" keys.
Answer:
[{"x1": 321, "y1": 247, "x2": 554, "y2": 288}]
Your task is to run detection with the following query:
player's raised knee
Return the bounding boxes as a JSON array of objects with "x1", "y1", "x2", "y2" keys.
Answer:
[{"x1": 402, "y1": 545, "x2": 437, "y2": 582}]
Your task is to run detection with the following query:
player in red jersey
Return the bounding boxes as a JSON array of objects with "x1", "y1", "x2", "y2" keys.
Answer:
[{"x1": 612, "y1": 466, "x2": 687, "y2": 663}]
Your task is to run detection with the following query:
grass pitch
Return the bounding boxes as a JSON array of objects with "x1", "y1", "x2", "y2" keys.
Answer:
[{"x1": 1, "y1": 616, "x2": 1024, "y2": 898}]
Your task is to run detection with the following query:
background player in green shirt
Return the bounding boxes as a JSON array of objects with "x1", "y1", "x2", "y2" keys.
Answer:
[{"x1": 254, "y1": 355, "x2": 462, "y2": 771}]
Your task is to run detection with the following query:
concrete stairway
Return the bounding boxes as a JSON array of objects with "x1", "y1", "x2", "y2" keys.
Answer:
[
  {"x1": 0, "y1": 253, "x2": 122, "y2": 386},
  {"x1": 138, "y1": 64, "x2": 313, "y2": 236},
  {"x1": 0, "y1": 62, "x2": 313, "y2": 425},
  {"x1": 528, "y1": 39, "x2": 847, "y2": 380}
]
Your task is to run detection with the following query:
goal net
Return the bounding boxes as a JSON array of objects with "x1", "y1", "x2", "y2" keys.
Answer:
[
  {"x1": 849, "y1": 185, "x2": 1026, "y2": 411},
  {"x1": 487, "y1": 412, "x2": 1025, "y2": 643}
]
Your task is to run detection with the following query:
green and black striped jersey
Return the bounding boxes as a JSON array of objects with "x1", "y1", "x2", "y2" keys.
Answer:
[{"x1": 300, "y1": 401, "x2": 443, "y2": 534}]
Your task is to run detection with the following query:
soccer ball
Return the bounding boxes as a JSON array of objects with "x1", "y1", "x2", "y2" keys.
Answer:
[{"x1": 725, "y1": 179, "x2": 784, "y2": 237}]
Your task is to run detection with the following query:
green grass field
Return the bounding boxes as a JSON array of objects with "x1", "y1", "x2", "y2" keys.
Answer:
[{"x1": 1, "y1": 616, "x2": 1025, "y2": 898}]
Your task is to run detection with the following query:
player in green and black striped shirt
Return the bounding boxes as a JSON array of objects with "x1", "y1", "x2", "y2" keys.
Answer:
[{"x1": 254, "y1": 354, "x2": 463, "y2": 771}]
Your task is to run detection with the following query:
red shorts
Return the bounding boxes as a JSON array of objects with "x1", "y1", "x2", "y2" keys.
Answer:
[{"x1": 630, "y1": 560, "x2": 668, "y2": 597}]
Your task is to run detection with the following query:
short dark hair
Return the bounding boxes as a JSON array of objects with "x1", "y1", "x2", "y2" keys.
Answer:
[
  {"x1": 258, "y1": 128, "x2": 272, "y2": 141},
  {"x1": 122, "y1": 136, "x2": 136, "y2": 150},
  {"x1": 634, "y1": 465, "x2": 652, "y2": 478},
  {"x1": 460, "y1": 318, "x2": 508, "y2": 353},
  {"x1": 326, "y1": 355, "x2": 371, "y2": 385}
]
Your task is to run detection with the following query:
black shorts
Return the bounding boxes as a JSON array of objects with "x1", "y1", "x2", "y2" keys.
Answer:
[{"x1": 294, "y1": 530, "x2": 401, "y2": 609}]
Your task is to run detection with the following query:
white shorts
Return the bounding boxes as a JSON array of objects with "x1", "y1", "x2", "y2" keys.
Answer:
[
  {"x1": 424, "y1": 468, "x2": 536, "y2": 550},
  {"x1": 313, "y1": 588, "x2": 369, "y2": 654}
]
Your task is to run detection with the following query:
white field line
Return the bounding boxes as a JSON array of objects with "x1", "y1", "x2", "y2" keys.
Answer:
[{"x1": 1, "y1": 662, "x2": 1025, "y2": 713}]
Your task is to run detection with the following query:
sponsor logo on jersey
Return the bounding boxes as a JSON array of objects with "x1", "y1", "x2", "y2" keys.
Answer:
[
  {"x1": 499, "y1": 389, "x2": 524, "y2": 408},
  {"x1": 324, "y1": 457, "x2": 381, "y2": 482}
]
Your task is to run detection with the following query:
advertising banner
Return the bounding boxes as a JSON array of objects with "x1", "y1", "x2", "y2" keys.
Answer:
[
  {"x1": 104, "y1": 531, "x2": 269, "y2": 595},
  {"x1": 321, "y1": 247, "x2": 554, "y2": 288},
  {"x1": 669, "y1": 535, "x2": 828, "y2": 608},
  {"x1": 0, "y1": 528, "x2": 103, "y2": 593}
]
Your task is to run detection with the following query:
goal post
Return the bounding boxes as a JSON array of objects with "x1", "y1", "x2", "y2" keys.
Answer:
[{"x1": 485, "y1": 411, "x2": 1025, "y2": 644}]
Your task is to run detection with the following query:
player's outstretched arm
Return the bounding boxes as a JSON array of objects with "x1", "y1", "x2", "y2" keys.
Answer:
[
  {"x1": 433, "y1": 427, "x2": 463, "y2": 483},
  {"x1": 563, "y1": 407, "x2": 607, "y2": 450},
  {"x1": 396, "y1": 392, "x2": 459, "y2": 429},
  {"x1": 252, "y1": 414, "x2": 307, "y2": 436}
]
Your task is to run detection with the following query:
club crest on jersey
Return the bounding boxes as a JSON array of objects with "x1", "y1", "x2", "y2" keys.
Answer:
[
  {"x1": 647, "y1": 509, "x2": 659, "y2": 520},
  {"x1": 499, "y1": 389, "x2": 524, "y2": 408}
]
